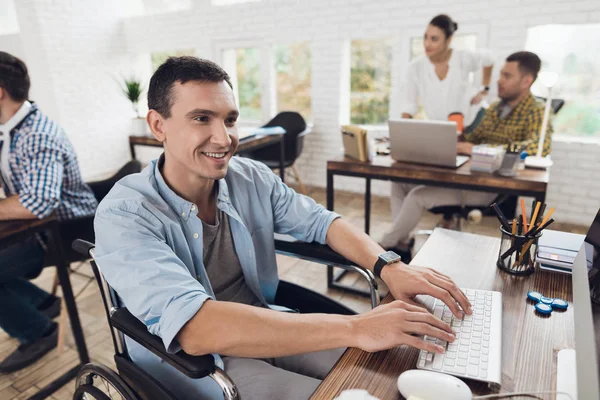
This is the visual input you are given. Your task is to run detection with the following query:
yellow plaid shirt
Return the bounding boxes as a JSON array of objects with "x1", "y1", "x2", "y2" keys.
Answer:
[{"x1": 464, "y1": 93, "x2": 553, "y2": 157}]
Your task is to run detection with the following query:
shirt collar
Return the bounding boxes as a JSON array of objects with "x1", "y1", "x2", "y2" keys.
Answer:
[
  {"x1": 153, "y1": 154, "x2": 232, "y2": 222},
  {"x1": 0, "y1": 101, "x2": 33, "y2": 137}
]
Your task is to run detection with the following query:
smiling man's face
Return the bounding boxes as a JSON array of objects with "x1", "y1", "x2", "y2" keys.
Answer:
[{"x1": 156, "y1": 80, "x2": 240, "y2": 182}]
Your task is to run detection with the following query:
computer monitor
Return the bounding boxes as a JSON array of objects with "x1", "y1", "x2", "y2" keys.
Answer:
[{"x1": 572, "y1": 209, "x2": 600, "y2": 399}]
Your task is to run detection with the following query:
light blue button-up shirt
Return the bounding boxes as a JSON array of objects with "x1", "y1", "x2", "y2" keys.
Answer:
[{"x1": 94, "y1": 155, "x2": 339, "y2": 399}]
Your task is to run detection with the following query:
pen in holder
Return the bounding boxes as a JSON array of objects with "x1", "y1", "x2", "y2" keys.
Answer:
[
  {"x1": 497, "y1": 221, "x2": 542, "y2": 275},
  {"x1": 498, "y1": 143, "x2": 525, "y2": 177}
]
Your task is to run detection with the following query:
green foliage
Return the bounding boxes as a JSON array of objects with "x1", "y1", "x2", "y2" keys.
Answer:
[
  {"x1": 120, "y1": 77, "x2": 144, "y2": 117},
  {"x1": 236, "y1": 48, "x2": 262, "y2": 120},
  {"x1": 350, "y1": 39, "x2": 392, "y2": 125},
  {"x1": 275, "y1": 43, "x2": 312, "y2": 120},
  {"x1": 151, "y1": 49, "x2": 195, "y2": 71}
]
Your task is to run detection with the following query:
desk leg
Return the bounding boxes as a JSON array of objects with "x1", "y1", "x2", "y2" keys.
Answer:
[
  {"x1": 327, "y1": 171, "x2": 335, "y2": 288},
  {"x1": 130, "y1": 142, "x2": 137, "y2": 160},
  {"x1": 279, "y1": 138, "x2": 285, "y2": 182},
  {"x1": 49, "y1": 223, "x2": 89, "y2": 363},
  {"x1": 365, "y1": 178, "x2": 371, "y2": 235}
]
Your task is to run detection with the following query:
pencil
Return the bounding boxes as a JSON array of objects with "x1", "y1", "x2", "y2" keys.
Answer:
[
  {"x1": 520, "y1": 198, "x2": 528, "y2": 232},
  {"x1": 538, "y1": 207, "x2": 555, "y2": 228},
  {"x1": 527, "y1": 202, "x2": 542, "y2": 234},
  {"x1": 537, "y1": 204, "x2": 547, "y2": 226}
]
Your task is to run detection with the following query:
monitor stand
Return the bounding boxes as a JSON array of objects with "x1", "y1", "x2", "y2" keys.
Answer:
[{"x1": 557, "y1": 349, "x2": 577, "y2": 400}]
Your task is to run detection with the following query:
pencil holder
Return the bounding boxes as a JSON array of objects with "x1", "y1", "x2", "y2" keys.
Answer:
[{"x1": 497, "y1": 223, "x2": 542, "y2": 276}]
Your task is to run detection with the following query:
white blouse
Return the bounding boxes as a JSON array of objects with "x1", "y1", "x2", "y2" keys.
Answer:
[{"x1": 401, "y1": 49, "x2": 494, "y2": 124}]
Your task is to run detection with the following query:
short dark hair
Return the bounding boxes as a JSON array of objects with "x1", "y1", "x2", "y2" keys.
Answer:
[
  {"x1": 506, "y1": 51, "x2": 541, "y2": 81},
  {"x1": 429, "y1": 14, "x2": 458, "y2": 38},
  {"x1": 0, "y1": 51, "x2": 30, "y2": 102},
  {"x1": 148, "y1": 56, "x2": 233, "y2": 118}
]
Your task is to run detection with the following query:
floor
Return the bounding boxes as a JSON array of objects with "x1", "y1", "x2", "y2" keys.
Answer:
[{"x1": 0, "y1": 185, "x2": 587, "y2": 399}]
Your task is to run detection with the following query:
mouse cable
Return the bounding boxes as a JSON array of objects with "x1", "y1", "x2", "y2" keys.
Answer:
[{"x1": 474, "y1": 391, "x2": 573, "y2": 400}]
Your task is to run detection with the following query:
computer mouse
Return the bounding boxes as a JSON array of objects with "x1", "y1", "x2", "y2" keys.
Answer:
[{"x1": 397, "y1": 370, "x2": 473, "y2": 400}]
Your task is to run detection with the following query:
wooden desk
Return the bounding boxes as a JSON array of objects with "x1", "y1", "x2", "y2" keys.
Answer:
[
  {"x1": 327, "y1": 155, "x2": 549, "y2": 234},
  {"x1": 0, "y1": 216, "x2": 89, "y2": 399},
  {"x1": 128, "y1": 134, "x2": 286, "y2": 181},
  {"x1": 312, "y1": 229, "x2": 573, "y2": 399}
]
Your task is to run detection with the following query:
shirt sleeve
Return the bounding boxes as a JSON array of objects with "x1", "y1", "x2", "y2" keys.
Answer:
[
  {"x1": 400, "y1": 62, "x2": 420, "y2": 117},
  {"x1": 464, "y1": 49, "x2": 495, "y2": 72},
  {"x1": 15, "y1": 132, "x2": 64, "y2": 218},
  {"x1": 94, "y1": 204, "x2": 212, "y2": 353},
  {"x1": 518, "y1": 106, "x2": 553, "y2": 157},
  {"x1": 258, "y1": 162, "x2": 340, "y2": 244}
]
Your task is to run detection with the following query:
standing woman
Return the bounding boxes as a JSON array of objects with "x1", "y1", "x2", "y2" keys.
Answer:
[
  {"x1": 401, "y1": 14, "x2": 494, "y2": 125},
  {"x1": 379, "y1": 15, "x2": 495, "y2": 261}
]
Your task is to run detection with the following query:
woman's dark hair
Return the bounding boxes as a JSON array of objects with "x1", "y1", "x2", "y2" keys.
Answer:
[
  {"x1": 429, "y1": 14, "x2": 458, "y2": 38},
  {"x1": 0, "y1": 51, "x2": 30, "y2": 102},
  {"x1": 148, "y1": 56, "x2": 232, "y2": 118}
]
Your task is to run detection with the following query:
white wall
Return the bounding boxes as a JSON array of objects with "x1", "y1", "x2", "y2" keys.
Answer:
[{"x1": 4, "y1": 0, "x2": 600, "y2": 225}]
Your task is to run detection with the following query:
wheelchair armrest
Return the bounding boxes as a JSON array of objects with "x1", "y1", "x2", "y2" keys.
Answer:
[
  {"x1": 274, "y1": 233, "x2": 379, "y2": 308},
  {"x1": 110, "y1": 308, "x2": 216, "y2": 379}
]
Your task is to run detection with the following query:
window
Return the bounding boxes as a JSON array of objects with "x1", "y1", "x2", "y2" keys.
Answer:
[
  {"x1": 150, "y1": 49, "x2": 196, "y2": 71},
  {"x1": 222, "y1": 47, "x2": 262, "y2": 121},
  {"x1": 526, "y1": 24, "x2": 600, "y2": 138},
  {"x1": 409, "y1": 34, "x2": 478, "y2": 61},
  {"x1": 350, "y1": 39, "x2": 392, "y2": 125},
  {"x1": 275, "y1": 42, "x2": 312, "y2": 120}
]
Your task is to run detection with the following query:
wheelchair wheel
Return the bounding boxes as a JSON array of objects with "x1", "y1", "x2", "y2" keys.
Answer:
[{"x1": 74, "y1": 363, "x2": 138, "y2": 400}]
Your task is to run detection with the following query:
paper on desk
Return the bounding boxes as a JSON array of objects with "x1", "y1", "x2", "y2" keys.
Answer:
[{"x1": 334, "y1": 389, "x2": 380, "y2": 400}]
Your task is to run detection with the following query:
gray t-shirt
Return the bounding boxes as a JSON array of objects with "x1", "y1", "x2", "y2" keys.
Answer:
[
  {"x1": 202, "y1": 208, "x2": 264, "y2": 307},
  {"x1": 499, "y1": 103, "x2": 513, "y2": 120}
]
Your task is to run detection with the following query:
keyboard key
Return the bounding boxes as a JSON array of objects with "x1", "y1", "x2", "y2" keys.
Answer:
[
  {"x1": 467, "y1": 365, "x2": 479, "y2": 377},
  {"x1": 471, "y1": 344, "x2": 481, "y2": 351},
  {"x1": 470, "y1": 351, "x2": 480, "y2": 359},
  {"x1": 420, "y1": 352, "x2": 427, "y2": 360},
  {"x1": 432, "y1": 354, "x2": 444, "y2": 370},
  {"x1": 434, "y1": 306, "x2": 444, "y2": 318},
  {"x1": 483, "y1": 341, "x2": 490, "y2": 349},
  {"x1": 472, "y1": 337, "x2": 481, "y2": 344},
  {"x1": 482, "y1": 354, "x2": 489, "y2": 362},
  {"x1": 460, "y1": 338, "x2": 470, "y2": 346},
  {"x1": 484, "y1": 328, "x2": 490, "y2": 335},
  {"x1": 472, "y1": 331, "x2": 482, "y2": 338},
  {"x1": 482, "y1": 348, "x2": 489, "y2": 355},
  {"x1": 426, "y1": 353, "x2": 434, "y2": 362},
  {"x1": 483, "y1": 334, "x2": 490, "y2": 342},
  {"x1": 444, "y1": 358, "x2": 455, "y2": 367},
  {"x1": 462, "y1": 332, "x2": 471, "y2": 339},
  {"x1": 459, "y1": 345, "x2": 469, "y2": 353},
  {"x1": 479, "y1": 370, "x2": 488, "y2": 379},
  {"x1": 446, "y1": 351, "x2": 457, "y2": 359},
  {"x1": 482, "y1": 362, "x2": 488, "y2": 370},
  {"x1": 469, "y1": 357, "x2": 480, "y2": 365},
  {"x1": 463, "y1": 321, "x2": 472, "y2": 327},
  {"x1": 418, "y1": 359, "x2": 425, "y2": 368},
  {"x1": 458, "y1": 352, "x2": 468, "y2": 360},
  {"x1": 443, "y1": 365, "x2": 464, "y2": 375},
  {"x1": 463, "y1": 326, "x2": 472, "y2": 333},
  {"x1": 464, "y1": 315, "x2": 473, "y2": 321},
  {"x1": 443, "y1": 316, "x2": 452, "y2": 323},
  {"x1": 474, "y1": 325, "x2": 483, "y2": 331},
  {"x1": 457, "y1": 358, "x2": 468, "y2": 367}
]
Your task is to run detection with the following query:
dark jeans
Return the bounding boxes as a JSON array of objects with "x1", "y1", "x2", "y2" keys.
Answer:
[{"x1": 0, "y1": 237, "x2": 53, "y2": 344}]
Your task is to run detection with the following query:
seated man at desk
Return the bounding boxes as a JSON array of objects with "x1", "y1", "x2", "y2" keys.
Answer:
[
  {"x1": 0, "y1": 52, "x2": 97, "y2": 373},
  {"x1": 95, "y1": 56, "x2": 472, "y2": 400},
  {"x1": 380, "y1": 51, "x2": 553, "y2": 261}
]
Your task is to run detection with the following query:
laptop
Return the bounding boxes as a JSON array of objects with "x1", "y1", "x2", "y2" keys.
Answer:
[{"x1": 388, "y1": 119, "x2": 469, "y2": 168}]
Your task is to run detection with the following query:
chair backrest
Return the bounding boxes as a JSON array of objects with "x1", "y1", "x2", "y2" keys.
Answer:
[
  {"x1": 246, "y1": 111, "x2": 308, "y2": 164},
  {"x1": 534, "y1": 96, "x2": 565, "y2": 114},
  {"x1": 89, "y1": 160, "x2": 143, "y2": 203}
]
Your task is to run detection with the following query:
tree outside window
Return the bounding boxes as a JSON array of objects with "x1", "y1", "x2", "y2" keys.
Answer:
[
  {"x1": 350, "y1": 39, "x2": 392, "y2": 125},
  {"x1": 151, "y1": 49, "x2": 196, "y2": 71},
  {"x1": 526, "y1": 24, "x2": 600, "y2": 138},
  {"x1": 275, "y1": 42, "x2": 312, "y2": 121}
]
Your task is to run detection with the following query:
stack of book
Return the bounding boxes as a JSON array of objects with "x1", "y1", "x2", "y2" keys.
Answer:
[
  {"x1": 536, "y1": 229, "x2": 586, "y2": 274},
  {"x1": 470, "y1": 145, "x2": 505, "y2": 173}
]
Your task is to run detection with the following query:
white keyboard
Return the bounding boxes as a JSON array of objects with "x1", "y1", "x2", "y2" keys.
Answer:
[{"x1": 416, "y1": 289, "x2": 502, "y2": 385}]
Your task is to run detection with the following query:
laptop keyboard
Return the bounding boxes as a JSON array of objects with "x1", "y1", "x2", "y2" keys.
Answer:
[{"x1": 417, "y1": 289, "x2": 502, "y2": 385}]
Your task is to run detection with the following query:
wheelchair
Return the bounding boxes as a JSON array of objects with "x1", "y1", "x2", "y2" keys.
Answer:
[{"x1": 71, "y1": 234, "x2": 379, "y2": 400}]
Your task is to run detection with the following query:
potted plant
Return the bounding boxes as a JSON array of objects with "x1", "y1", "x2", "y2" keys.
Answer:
[{"x1": 121, "y1": 77, "x2": 148, "y2": 135}]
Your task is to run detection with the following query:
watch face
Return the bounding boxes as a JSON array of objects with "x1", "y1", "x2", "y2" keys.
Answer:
[{"x1": 381, "y1": 251, "x2": 401, "y2": 263}]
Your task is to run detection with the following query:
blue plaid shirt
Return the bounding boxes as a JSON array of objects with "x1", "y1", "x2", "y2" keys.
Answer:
[{"x1": 0, "y1": 103, "x2": 97, "y2": 220}]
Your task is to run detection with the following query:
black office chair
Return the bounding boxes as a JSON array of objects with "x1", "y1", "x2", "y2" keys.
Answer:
[
  {"x1": 240, "y1": 112, "x2": 311, "y2": 194},
  {"x1": 70, "y1": 235, "x2": 377, "y2": 400},
  {"x1": 534, "y1": 96, "x2": 565, "y2": 114}
]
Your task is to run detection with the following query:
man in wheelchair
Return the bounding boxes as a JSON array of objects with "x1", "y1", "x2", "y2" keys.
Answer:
[{"x1": 94, "y1": 56, "x2": 472, "y2": 399}]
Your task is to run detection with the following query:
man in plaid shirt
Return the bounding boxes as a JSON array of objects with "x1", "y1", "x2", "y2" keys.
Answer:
[
  {"x1": 380, "y1": 51, "x2": 553, "y2": 260},
  {"x1": 0, "y1": 52, "x2": 97, "y2": 373}
]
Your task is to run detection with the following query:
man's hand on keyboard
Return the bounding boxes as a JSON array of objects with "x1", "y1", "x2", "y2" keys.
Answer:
[
  {"x1": 380, "y1": 264, "x2": 472, "y2": 318},
  {"x1": 352, "y1": 300, "x2": 456, "y2": 354}
]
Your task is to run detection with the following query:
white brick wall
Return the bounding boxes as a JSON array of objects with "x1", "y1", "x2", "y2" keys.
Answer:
[{"x1": 2, "y1": 0, "x2": 600, "y2": 225}]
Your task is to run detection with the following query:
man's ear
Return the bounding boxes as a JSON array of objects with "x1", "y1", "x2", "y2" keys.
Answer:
[
  {"x1": 0, "y1": 87, "x2": 4, "y2": 101},
  {"x1": 147, "y1": 110, "x2": 166, "y2": 143},
  {"x1": 522, "y1": 75, "x2": 534, "y2": 91}
]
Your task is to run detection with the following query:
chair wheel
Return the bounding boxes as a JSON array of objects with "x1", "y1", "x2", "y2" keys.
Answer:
[
  {"x1": 467, "y1": 209, "x2": 483, "y2": 224},
  {"x1": 74, "y1": 363, "x2": 138, "y2": 400}
]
